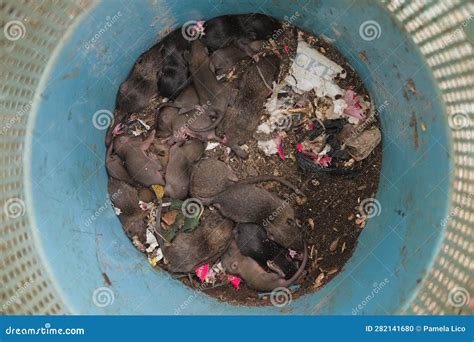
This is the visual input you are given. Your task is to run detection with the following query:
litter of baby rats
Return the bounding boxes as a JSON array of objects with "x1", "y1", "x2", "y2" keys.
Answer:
[{"x1": 105, "y1": 13, "x2": 382, "y2": 306}]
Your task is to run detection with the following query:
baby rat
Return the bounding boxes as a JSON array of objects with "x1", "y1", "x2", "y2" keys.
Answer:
[
  {"x1": 158, "y1": 29, "x2": 192, "y2": 99},
  {"x1": 108, "y1": 178, "x2": 140, "y2": 215},
  {"x1": 113, "y1": 130, "x2": 165, "y2": 187},
  {"x1": 119, "y1": 211, "x2": 148, "y2": 245},
  {"x1": 200, "y1": 184, "x2": 303, "y2": 249},
  {"x1": 218, "y1": 55, "x2": 280, "y2": 158},
  {"x1": 222, "y1": 240, "x2": 307, "y2": 292},
  {"x1": 108, "y1": 178, "x2": 148, "y2": 244},
  {"x1": 159, "y1": 211, "x2": 233, "y2": 273},
  {"x1": 116, "y1": 42, "x2": 163, "y2": 114},
  {"x1": 189, "y1": 40, "x2": 236, "y2": 116},
  {"x1": 202, "y1": 14, "x2": 280, "y2": 56},
  {"x1": 235, "y1": 223, "x2": 299, "y2": 279},
  {"x1": 209, "y1": 41, "x2": 263, "y2": 74},
  {"x1": 164, "y1": 139, "x2": 205, "y2": 200},
  {"x1": 106, "y1": 143, "x2": 132, "y2": 184},
  {"x1": 190, "y1": 158, "x2": 301, "y2": 199}
]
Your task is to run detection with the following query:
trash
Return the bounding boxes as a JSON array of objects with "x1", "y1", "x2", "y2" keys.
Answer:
[
  {"x1": 162, "y1": 210, "x2": 179, "y2": 226},
  {"x1": 151, "y1": 184, "x2": 165, "y2": 200},
  {"x1": 205, "y1": 142, "x2": 220, "y2": 150},
  {"x1": 258, "y1": 138, "x2": 279, "y2": 156},
  {"x1": 195, "y1": 264, "x2": 210, "y2": 283},
  {"x1": 145, "y1": 228, "x2": 159, "y2": 254},
  {"x1": 227, "y1": 275, "x2": 241, "y2": 289},
  {"x1": 313, "y1": 273, "x2": 325, "y2": 288},
  {"x1": 285, "y1": 40, "x2": 344, "y2": 97},
  {"x1": 343, "y1": 90, "x2": 368, "y2": 123},
  {"x1": 341, "y1": 126, "x2": 381, "y2": 161},
  {"x1": 139, "y1": 201, "x2": 155, "y2": 211},
  {"x1": 113, "y1": 205, "x2": 122, "y2": 216}
]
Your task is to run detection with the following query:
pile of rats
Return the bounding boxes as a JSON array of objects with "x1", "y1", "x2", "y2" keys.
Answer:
[{"x1": 105, "y1": 13, "x2": 382, "y2": 304}]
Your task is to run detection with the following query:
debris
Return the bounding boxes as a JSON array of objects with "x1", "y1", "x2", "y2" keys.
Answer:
[
  {"x1": 195, "y1": 264, "x2": 210, "y2": 283},
  {"x1": 205, "y1": 142, "x2": 220, "y2": 150},
  {"x1": 227, "y1": 275, "x2": 241, "y2": 289},
  {"x1": 151, "y1": 184, "x2": 165, "y2": 200},
  {"x1": 343, "y1": 90, "x2": 365, "y2": 122},
  {"x1": 342, "y1": 126, "x2": 381, "y2": 161},
  {"x1": 162, "y1": 210, "x2": 179, "y2": 226},
  {"x1": 145, "y1": 228, "x2": 159, "y2": 254},
  {"x1": 139, "y1": 201, "x2": 155, "y2": 211},
  {"x1": 285, "y1": 40, "x2": 344, "y2": 97},
  {"x1": 341, "y1": 242, "x2": 347, "y2": 253},
  {"x1": 329, "y1": 238, "x2": 340, "y2": 252},
  {"x1": 257, "y1": 138, "x2": 279, "y2": 156},
  {"x1": 113, "y1": 205, "x2": 122, "y2": 216},
  {"x1": 314, "y1": 273, "x2": 325, "y2": 287}
]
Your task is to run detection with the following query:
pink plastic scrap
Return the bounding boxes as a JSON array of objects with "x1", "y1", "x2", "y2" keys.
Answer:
[
  {"x1": 195, "y1": 264, "x2": 209, "y2": 283},
  {"x1": 343, "y1": 90, "x2": 365, "y2": 120},
  {"x1": 227, "y1": 275, "x2": 241, "y2": 289},
  {"x1": 283, "y1": 45, "x2": 290, "y2": 54}
]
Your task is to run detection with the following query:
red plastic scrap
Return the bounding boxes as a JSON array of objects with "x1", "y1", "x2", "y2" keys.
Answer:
[
  {"x1": 227, "y1": 275, "x2": 241, "y2": 289},
  {"x1": 296, "y1": 143, "x2": 332, "y2": 168},
  {"x1": 274, "y1": 135, "x2": 285, "y2": 160},
  {"x1": 283, "y1": 45, "x2": 289, "y2": 54},
  {"x1": 195, "y1": 264, "x2": 209, "y2": 283},
  {"x1": 317, "y1": 154, "x2": 332, "y2": 167}
]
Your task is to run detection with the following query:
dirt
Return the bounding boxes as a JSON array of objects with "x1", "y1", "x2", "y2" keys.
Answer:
[{"x1": 110, "y1": 21, "x2": 382, "y2": 306}]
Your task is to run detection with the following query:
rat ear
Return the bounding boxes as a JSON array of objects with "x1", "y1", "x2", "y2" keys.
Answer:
[
  {"x1": 209, "y1": 61, "x2": 216, "y2": 74},
  {"x1": 182, "y1": 50, "x2": 190, "y2": 63},
  {"x1": 247, "y1": 31, "x2": 257, "y2": 40}
]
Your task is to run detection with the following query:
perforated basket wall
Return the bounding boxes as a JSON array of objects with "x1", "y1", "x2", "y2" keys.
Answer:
[{"x1": 0, "y1": 0, "x2": 472, "y2": 315}]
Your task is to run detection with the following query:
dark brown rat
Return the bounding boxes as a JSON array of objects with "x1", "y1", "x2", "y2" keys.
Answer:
[
  {"x1": 190, "y1": 158, "x2": 301, "y2": 199},
  {"x1": 113, "y1": 130, "x2": 165, "y2": 187},
  {"x1": 118, "y1": 211, "x2": 148, "y2": 245},
  {"x1": 218, "y1": 55, "x2": 280, "y2": 158},
  {"x1": 202, "y1": 14, "x2": 280, "y2": 56},
  {"x1": 199, "y1": 184, "x2": 303, "y2": 249},
  {"x1": 159, "y1": 211, "x2": 233, "y2": 273},
  {"x1": 116, "y1": 42, "x2": 163, "y2": 114},
  {"x1": 158, "y1": 29, "x2": 192, "y2": 99},
  {"x1": 222, "y1": 240, "x2": 307, "y2": 292},
  {"x1": 108, "y1": 178, "x2": 140, "y2": 215},
  {"x1": 108, "y1": 178, "x2": 148, "y2": 244},
  {"x1": 235, "y1": 223, "x2": 299, "y2": 279},
  {"x1": 164, "y1": 139, "x2": 205, "y2": 200}
]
